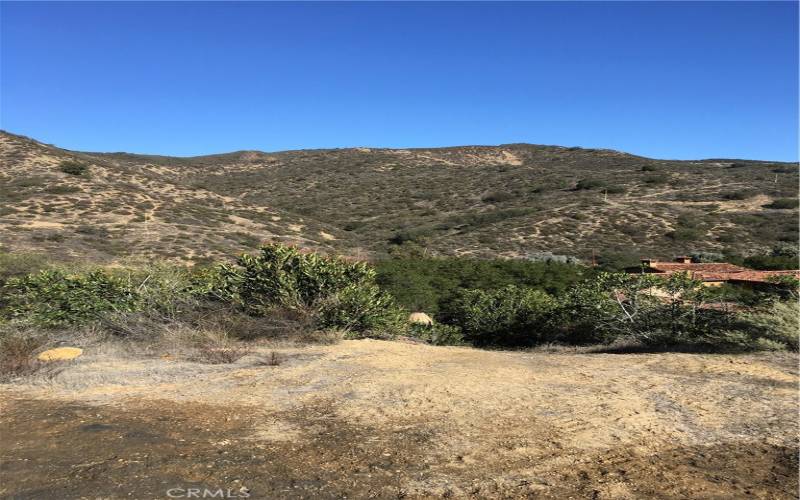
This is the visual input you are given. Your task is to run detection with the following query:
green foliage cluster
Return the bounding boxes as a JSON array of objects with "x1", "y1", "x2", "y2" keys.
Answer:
[
  {"x1": 1, "y1": 244, "x2": 796, "y2": 352},
  {"x1": 722, "y1": 244, "x2": 799, "y2": 271},
  {"x1": 436, "y1": 272, "x2": 798, "y2": 351},
  {"x1": 738, "y1": 301, "x2": 799, "y2": 351},
  {"x1": 315, "y1": 284, "x2": 405, "y2": 336},
  {"x1": 643, "y1": 173, "x2": 669, "y2": 184},
  {"x1": 210, "y1": 244, "x2": 406, "y2": 337},
  {"x1": 721, "y1": 189, "x2": 758, "y2": 201},
  {"x1": 0, "y1": 245, "x2": 406, "y2": 339},
  {"x1": 375, "y1": 256, "x2": 586, "y2": 315},
  {"x1": 408, "y1": 323, "x2": 465, "y2": 346},
  {"x1": 2, "y1": 270, "x2": 139, "y2": 326},
  {"x1": 764, "y1": 198, "x2": 798, "y2": 210},
  {"x1": 666, "y1": 213, "x2": 705, "y2": 242},
  {"x1": 446, "y1": 286, "x2": 557, "y2": 346},
  {"x1": 574, "y1": 179, "x2": 605, "y2": 190},
  {"x1": 58, "y1": 160, "x2": 89, "y2": 176}
]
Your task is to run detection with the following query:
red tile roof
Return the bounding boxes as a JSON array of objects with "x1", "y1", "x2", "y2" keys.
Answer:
[
  {"x1": 646, "y1": 262, "x2": 749, "y2": 274},
  {"x1": 639, "y1": 261, "x2": 800, "y2": 284},
  {"x1": 727, "y1": 270, "x2": 800, "y2": 284}
]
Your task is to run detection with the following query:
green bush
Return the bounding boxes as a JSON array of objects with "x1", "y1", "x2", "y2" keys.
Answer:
[
  {"x1": 58, "y1": 160, "x2": 88, "y2": 176},
  {"x1": 447, "y1": 285, "x2": 557, "y2": 346},
  {"x1": 721, "y1": 190, "x2": 758, "y2": 201},
  {"x1": 1, "y1": 270, "x2": 139, "y2": 326},
  {"x1": 666, "y1": 227, "x2": 703, "y2": 241},
  {"x1": 0, "y1": 261, "x2": 207, "y2": 328},
  {"x1": 375, "y1": 256, "x2": 585, "y2": 315},
  {"x1": 408, "y1": 322, "x2": 465, "y2": 346},
  {"x1": 212, "y1": 244, "x2": 406, "y2": 337},
  {"x1": 316, "y1": 284, "x2": 405, "y2": 338},
  {"x1": 575, "y1": 179, "x2": 605, "y2": 190},
  {"x1": 558, "y1": 272, "x2": 793, "y2": 351},
  {"x1": 388, "y1": 229, "x2": 431, "y2": 246},
  {"x1": 643, "y1": 174, "x2": 668, "y2": 185},
  {"x1": 743, "y1": 255, "x2": 798, "y2": 271},
  {"x1": 764, "y1": 198, "x2": 798, "y2": 210},
  {"x1": 214, "y1": 244, "x2": 376, "y2": 313},
  {"x1": 737, "y1": 301, "x2": 799, "y2": 351}
]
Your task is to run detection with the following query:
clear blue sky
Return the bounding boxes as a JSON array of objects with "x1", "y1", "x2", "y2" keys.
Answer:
[{"x1": 1, "y1": 1, "x2": 797, "y2": 160}]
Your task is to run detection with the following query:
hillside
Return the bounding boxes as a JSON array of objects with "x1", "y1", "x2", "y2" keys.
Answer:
[{"x1": 1, "y1": 130, "x2": 797, "y2": 264}]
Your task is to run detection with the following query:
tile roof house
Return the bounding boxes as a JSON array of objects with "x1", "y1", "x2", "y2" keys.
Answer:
[{"x1": 630, "y1": 257, "x2": 800, "y2": 286}]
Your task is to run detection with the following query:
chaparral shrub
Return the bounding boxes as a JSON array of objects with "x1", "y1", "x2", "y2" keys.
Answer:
[
  {"x1": 1, "y1": 270, "x2": 139, "y2": 326},
  {"x1": 446, "y1": 285, "x2": 558, "y2": 347},
  {"x1": 408, "y1": 322, "x2": 465, "y2": 346},
  {"x1": 211, "y1": 244, "x2": 406, "y2": 338},
  {"x1": 315, "y1": 284, "x2": 405, "y2": 338},
  {"x1": 764, "y1": 198, "x2": 798, "y2": 210},
  {"x1": 58, "y1": 160, "x2": 89, "y2": 176},
  {"x1": 555, "y1": 272, "x2": 796, "y2": 351}
]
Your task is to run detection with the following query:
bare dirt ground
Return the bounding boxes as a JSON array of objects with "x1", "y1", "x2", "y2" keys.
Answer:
[{"x1": 1, "y1": 340, "x2": 798, "y2": 499}]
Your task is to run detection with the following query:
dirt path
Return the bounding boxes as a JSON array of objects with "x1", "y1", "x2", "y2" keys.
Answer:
[{"x1": 1, "y1": 341, "x2": 798, "y2": 499}]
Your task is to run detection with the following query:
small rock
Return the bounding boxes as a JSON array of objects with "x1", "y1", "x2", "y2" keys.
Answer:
[{"x1": 37, "y1": 347, "x2": 83, "y2": 362}]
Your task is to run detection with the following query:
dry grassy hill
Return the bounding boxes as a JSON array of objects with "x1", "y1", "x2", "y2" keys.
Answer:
[{"x1": 1, "y1": 130, "x2": 797, "y2": 264}]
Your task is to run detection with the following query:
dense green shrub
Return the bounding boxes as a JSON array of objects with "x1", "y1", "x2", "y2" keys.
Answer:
[
  {"x1": 595, "y1": 251, "x2": 642, "y2": 272},
  {"x1": 408, "y1": 322, "x2": 465, "y2": 346},
  {"x1": 315, "y1": 284, "x2": 405, "y2": 337},
  {"x1": 447, "y1": 286, "x2": 557, "y2": 346},
  {"x1": 58, "y1": 160, "x2": 88, "y2": 176},
  {"x1": 0, "y1": 245, "x2": 793, "y2": 352},
  {"x1": 575, "y1": 179, "x2": 605, "y2": 190},
  {"x1": 556, "y1": 272, "x2": 793, "y2": 351},
  {"x1": 0, "y1": 261, "x2": 210, "y2": 328},
  {"x1": 764, "y1": 198, "x2": 798, "y2": 209},
  {"x1": 743, "y1": 255, "x2": 799, "y2": 271},
  {"x1": 643, "y1": 174, "x2": 668, "y2": 184},
  {"x1": 1, "y1": 270, "x2": 139, "y2": 326},
  {"x1": 737, "y1": 301, "x2": 799, "y2": 351},
  {"x1": 375, "y1": 256, "x2": 585, "y2": 315},
  {"x1": 666, "y1": 227, "x2": 703, "y2": 241},
  {"x1": 214, "y1": 244, "x2": 375, "y2": 313},
  {"x1": 387, "y1": 229, "x2": 431, "y2": 246},
  {"x1": 721, "y1": 190, "x2": 758, "y2": 200},
  {"x1": 723, "y1": 244, "x2": 800, "y2": 271},
  {"x1": 212, "y1": 244, "x2": 405, "y2": 337}
]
